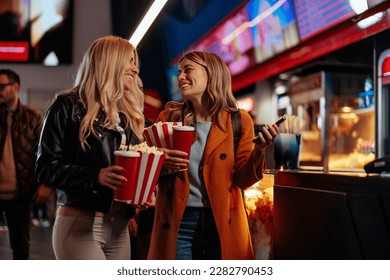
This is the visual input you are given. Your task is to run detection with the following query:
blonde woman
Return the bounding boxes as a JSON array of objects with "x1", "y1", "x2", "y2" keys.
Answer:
[
  {"x1": 148, "y1": 51, "x2": 279, "y2": 260},
  {"x1": 35, "y1": 36, "x2": 145, "y2": 259}
]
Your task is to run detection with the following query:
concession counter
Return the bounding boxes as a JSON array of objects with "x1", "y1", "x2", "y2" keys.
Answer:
[{"x1": 273, "y1": 170, "x2": 390, "y2": 259}]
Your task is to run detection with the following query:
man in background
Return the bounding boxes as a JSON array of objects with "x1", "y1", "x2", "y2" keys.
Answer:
[{"x1": 0, "y1": 69, "x2": 51, "y2": 259}]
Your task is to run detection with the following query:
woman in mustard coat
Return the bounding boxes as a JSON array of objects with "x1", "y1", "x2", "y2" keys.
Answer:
[{"x1": 147, "y1": 51, "x2": 279, "y2": 260}]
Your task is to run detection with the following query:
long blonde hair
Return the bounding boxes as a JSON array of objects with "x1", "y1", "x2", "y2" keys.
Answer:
[
  {"x1": 166, "y1": 51, "x2": 238, "y2": 129},
  {"x1": 73, "y1": 36, "x2": 145, "y2": 149}
]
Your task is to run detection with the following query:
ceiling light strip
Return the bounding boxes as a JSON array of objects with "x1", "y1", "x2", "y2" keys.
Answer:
[{"x1": 129, "y1": 0, "x2": 168, "y2": 47}]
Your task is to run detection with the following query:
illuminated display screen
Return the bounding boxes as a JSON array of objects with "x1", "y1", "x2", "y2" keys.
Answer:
[
  {"x1": 368, "y1": 0, "x2": 388, "y2": 8},
  {"x1": 188, "y1": 0, "x2": 300, "y2": 75},
  {"x1": 293, "y1": 0, "x2": 357, "y2": 41},
  {"x1": 246, "y1": 0, "x2": 300, "y2": 64},
  {"x1": 0, "y1": 0, "x2": 73, "y2": 66},
  {"x1": 190, "y1": 4, "x2": 256, "y2": 76}
]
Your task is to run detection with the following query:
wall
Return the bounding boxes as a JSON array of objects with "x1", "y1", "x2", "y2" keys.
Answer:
[{"x1": 0, "y1": 0, "x2": 112, "y2": 112}]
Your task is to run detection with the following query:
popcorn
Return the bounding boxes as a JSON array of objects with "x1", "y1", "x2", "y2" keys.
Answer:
[
  {"x1": 128, "y1": 142, "x2": 163, "y2": 154},
  {"x1": 245, "y1": 187, "x2": 274, "y2": 260},
  {"x1": 117, "y1": 142, "x2": 165, "y2": 205}
]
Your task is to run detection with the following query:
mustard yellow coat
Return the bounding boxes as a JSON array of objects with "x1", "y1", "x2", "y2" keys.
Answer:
[{"x1": 147, "y1": 109, "x2": 265, "y2": 260}]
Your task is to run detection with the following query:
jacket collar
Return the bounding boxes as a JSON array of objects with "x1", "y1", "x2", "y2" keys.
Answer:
[{"x1": 1, "y1": 99, "x2": 23, "y2": 119}]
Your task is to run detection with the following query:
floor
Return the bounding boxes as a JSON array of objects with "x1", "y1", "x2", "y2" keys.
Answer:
[
  {"x1": 0, "y1": 221, "x2": 149, "y2": 260},
  {"x1": 0, "y1": 224, "x2": 56, "y2": 260},
  {"x1": 0, "y1": 200, "x2": 152, "y2": 260}
]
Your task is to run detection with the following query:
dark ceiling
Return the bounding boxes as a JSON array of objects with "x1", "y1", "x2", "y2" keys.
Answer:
[{"x1": 110, "y1": 0, "x2": 210, "y2": 103}]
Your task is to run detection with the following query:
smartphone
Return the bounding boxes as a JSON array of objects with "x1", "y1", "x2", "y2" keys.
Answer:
[{"x1": 252, "y1": 115, "x2": 287, "y2": 144}]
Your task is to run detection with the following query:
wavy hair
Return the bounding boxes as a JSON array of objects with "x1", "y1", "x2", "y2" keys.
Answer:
[
  {"x1": 166, "y1": 51, "x2": 238, "y2": 129},
  {"x1": 72, "y1": 36, "x2": 145, "y2": 149}
]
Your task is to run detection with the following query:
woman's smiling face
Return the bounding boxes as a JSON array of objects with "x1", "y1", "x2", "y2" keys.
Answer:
[
  {"x1": 123, "y1": 50, "x2": 139, "y2": 91},
  {"x1": 177, "y1": 58, "x2": 208, "y2": 103}
]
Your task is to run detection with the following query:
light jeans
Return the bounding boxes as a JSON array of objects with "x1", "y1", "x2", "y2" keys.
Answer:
[{"x1": 53, "y1": 208, "x2": 130, "y2": 260}]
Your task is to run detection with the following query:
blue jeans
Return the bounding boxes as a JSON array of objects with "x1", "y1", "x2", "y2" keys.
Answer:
[{"x1": 176, "y1": 207, "x2": 221, "y2": 260}]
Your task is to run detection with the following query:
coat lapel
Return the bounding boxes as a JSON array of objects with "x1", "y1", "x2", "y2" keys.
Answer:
[{"x1": 203, "y1": 111, "x2": 229, "y2": 163}]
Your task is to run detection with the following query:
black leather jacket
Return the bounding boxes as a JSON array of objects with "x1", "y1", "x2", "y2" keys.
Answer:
[{"x1": 35, "y1": 91, "x2": 144, "y2": 214}]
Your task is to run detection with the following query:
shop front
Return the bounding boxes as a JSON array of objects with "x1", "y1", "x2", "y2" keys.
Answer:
[{"x1": 163, "y1": 0, "x2": 390, "y2": 259}]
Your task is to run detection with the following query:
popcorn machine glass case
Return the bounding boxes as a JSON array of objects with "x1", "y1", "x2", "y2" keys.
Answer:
[{"x1": 287, "y1": 71, "x2": 375, "y2": 171}]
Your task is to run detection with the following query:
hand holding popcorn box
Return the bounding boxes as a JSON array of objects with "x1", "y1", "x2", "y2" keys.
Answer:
[{"x1": 114, "y1": 143, "x2": 165, "y2": 206}]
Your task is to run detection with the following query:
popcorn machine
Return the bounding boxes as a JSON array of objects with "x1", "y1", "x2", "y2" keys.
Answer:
[{"x1": 286, "y1": 71, "x2": 375, "y2": 171}]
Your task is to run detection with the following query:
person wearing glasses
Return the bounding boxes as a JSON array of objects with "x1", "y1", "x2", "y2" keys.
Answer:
[
  {"x1": 0, "y1": 69, "x2": 52, "y2": 259},
  {"x1": 35, "y1": 36, "x2": 147, "y2": 260},
  {"x1": 147, "y1": 51, "x2": 279, "y2": 260}
]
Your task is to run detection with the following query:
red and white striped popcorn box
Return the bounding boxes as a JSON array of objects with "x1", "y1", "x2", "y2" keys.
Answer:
[
  {"x1": 143, "y1": 122, "x2": 182, "y2": 149},
  {"x1": 126, "y1": 144, "x2": 165, "y2": 205},
  {"x1": 132, "y1": 150, "x2": 165, "y2": 205}
]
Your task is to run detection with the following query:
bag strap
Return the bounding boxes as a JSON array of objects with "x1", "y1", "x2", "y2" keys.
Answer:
[
  {"x1": 230, "y1": 110, "x2": 247, "y2": 206},
  {"x1": 231, "y1": 110, "x2": 242, "y2": 158}
]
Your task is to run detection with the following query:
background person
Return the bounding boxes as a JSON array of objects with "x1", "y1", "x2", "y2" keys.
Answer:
[
  {"x1": 0, "y1": 68, "x2": 52, "y2": 259},
  {"x1": 35, "y1": 36, "x2": 145, "y2": 260},
  {"x1": 31, "y1": 198, "x2": 52, "y2": 228},
  {"x1": 147, "y1": 51, "x2": 279, "y2": 260}
]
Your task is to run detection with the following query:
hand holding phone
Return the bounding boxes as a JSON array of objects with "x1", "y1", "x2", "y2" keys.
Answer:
[{"x1": 252, "y1": 116, "x2": 286, "y2": 144}]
